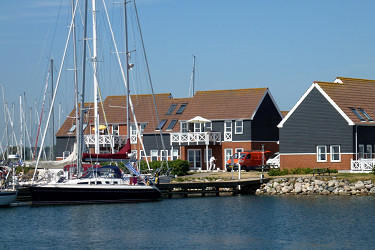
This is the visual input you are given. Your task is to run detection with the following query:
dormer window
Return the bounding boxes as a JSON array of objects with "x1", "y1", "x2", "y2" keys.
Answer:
[
  {"x1": 176, "y1": 103, "x2": 188, "y2": 114},
  {"x1": 349, "y1": 108, "x2": 365, "y2": 122},
  {"x1": 156, "y1": 119, "x2": 167, "y2": 131},
  {"x1": 68, "y1": 124, "x2": 76, "y2": 133},
  {"x1": 358, "y1": 108, "x2": 374, "y2": 122},
  {"x1": 166, "y1": 104, "x2": 177, "y2": 115}
]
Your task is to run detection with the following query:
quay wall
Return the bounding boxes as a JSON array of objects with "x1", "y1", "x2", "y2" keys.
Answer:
[{"x1": 256, "y1": 177, "x2": 375, "y2": 196}]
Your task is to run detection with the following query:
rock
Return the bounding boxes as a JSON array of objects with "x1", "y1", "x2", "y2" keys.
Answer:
[
  {"x1": 328, "y1": 180, "x2": 336, "y2": 188},
  {"x1": 282, "y1": 187, "x2": 289, "y2": 193},
  {"x1": 338, "y1": 190, "x2": 347, "y2": 196},
  {"x1": 294, "y1": 183, "x2": 302, "y2": 193},
  {"x1": 322, "y1": 190, "x2": 330, "y2": 195},
  {"x1": 355, "y1": 181, "x2": 365, "y2": 190},
  {"x1": 344, "y1": 185, "x2": 351, "y2": 191},
  {"x1": 365, "y1": 184, "x2": 373, "y2": 190},
  {"x1": 328, "y1": 187, "x2": 335, "y2": 192}
]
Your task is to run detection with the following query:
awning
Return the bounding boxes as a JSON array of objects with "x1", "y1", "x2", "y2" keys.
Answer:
[{"x1": 187, "y1": 116, "x2": 211, "y2": 123}]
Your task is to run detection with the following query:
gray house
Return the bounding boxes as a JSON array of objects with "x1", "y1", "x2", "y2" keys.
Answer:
[{"x1": 278, "y1": 77, "x2": 375, "y2": 172}]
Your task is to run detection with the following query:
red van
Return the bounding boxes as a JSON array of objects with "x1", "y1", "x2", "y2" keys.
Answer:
[{"x1": 226, "y1": 151, "x2": 270, "y2": 172}]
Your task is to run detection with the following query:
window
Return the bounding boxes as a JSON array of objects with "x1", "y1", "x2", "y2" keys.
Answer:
[
  {"x1": 359, "y1": 145, "x2": 365, "y2": 158},
  {"x1": 131, "y1": 150, "x2": 137, "y2": 160},
  {"x1": 151, "y1": 150, "x2": 158, "y2": 161},
  {"x1": 160, "y1": 150, "x2": 168, "y2": 161},
  {"x1": 68, "y1": 124, "x2": 76, "y2": 133},
  {"x1": 140, "y1": 150, "x2": 146, "y2": 160},
  {"x1": 156, "y1": 119, "x2": 167, "y2": 131},
  {"x1": 358, "y1": 108, "x2": 374, "y2": 122},
  {"x1": 204, "y1": 122, "x2": 212, "y2": 132},
  {"x1": 235, "y1": 148, "x2": 244, "y2": 153},
  {"x1": 166, "y1": 104, "x2": 177, "y2": 115},
  {"x1": 350, "y1": 108, "x2": 365, "y2": 122},
  {"x1": 166, "y1": 119, "x2": 178, "y2": 130},
  {"x1": 330, "y1": 145, "x2": 340, "y2": 162},
  {"x1": 366, "y1": 145, "x2": 372, "y2": 159},
  {"x1": 317, "y1": 145, "x2": 327, "y2": 162},
  {"x1": 194, "y1": 123, "x2": 203, "y2": 133},
  {"x1": 171, "y1": 149, "x2": 179, "y2": 160},
  {"x1": 205, "y1": 149, "x2": 213, "y2": 162},
  {"x1": 112, "y1": 124, "x2": 119, "y2": 135},
  {"x1": 224, "y1": 148, "x2": 233, "y2": 163},
  {"x1": 181, "y1": 121, "x2": 188, "y2": 133},
  {"x1": 176, "y1": 103, "x2": 188, "y2": 114},
  {"x1": 235, "y1": 120, "x2": 243, "y2": 134}
]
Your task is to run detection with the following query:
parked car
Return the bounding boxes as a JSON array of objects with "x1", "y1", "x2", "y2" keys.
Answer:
[
  {"x1": 266, "y1": 152, "x2": 280, "y2": 168},
  {"x1": 226, "y1": 150, "x2": 270, "y2": 172}
]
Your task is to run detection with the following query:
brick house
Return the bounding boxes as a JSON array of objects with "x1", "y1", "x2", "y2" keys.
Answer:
[
  {"x1": 278, "y1": 77, "x2": 375, "y2": 172},
  {"x1": 56, "y1": 88, "x2": 282, "y2": 170}
]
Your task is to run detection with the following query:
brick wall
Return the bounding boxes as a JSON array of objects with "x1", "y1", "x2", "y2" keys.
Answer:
[{"x1": 280, "y1": 154, "x2": 353, "y2": 171}]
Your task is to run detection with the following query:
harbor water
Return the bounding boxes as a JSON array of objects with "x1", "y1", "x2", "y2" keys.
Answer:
[{"x1": 2, "y1": 195, "x2": 375, "y2": 249}]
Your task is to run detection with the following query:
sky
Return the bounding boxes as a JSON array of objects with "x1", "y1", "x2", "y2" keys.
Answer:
[{"x1": 1, "y1": 0, "x2": 375, "y2": 143}]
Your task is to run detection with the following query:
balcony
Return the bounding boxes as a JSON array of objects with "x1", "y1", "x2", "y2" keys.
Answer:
[
  {"x1": 84, "y1": 135, "x2": 127, "y2": 147},
  {"x1": 351, "y1": 159, "x2": 374, "y2": 173},
  {"x1": 170, "y1": 132, "x2": 221, "y2": 146}
]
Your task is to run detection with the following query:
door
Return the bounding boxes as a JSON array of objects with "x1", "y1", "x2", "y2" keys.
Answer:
[{"x1": 188, "y1": 149, "x2": 201, "y2": 170}]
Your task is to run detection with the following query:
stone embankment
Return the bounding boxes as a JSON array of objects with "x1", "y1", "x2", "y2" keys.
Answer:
[{"x1": 256, "y1": 177, "x2": 375, "y2": 196}]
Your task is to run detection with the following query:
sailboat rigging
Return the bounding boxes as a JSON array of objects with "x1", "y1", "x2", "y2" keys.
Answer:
[{"x1": 29, "y1": 0, "x2": 162, "y2": 204}]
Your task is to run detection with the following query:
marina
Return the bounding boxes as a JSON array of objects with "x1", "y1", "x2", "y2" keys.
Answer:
[{"x1": 2, "y1": 195, "x2": 375, "y2": 249}]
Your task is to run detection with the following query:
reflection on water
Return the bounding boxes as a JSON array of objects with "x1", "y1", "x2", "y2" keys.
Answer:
[{"x1": 1, "y1": 195, "x2": 375, "y2": 249}]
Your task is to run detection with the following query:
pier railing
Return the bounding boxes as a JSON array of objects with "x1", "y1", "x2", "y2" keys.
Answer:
[
  {"x1": 351, "y1": 159, "x2": 374, "y2": 173},
  {"x1": 170, "y1": 132, "x2": 221, "y2": 145}
]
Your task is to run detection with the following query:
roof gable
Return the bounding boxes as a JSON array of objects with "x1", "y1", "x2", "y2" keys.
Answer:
[{"x1": 278, "y1": 82, "x2": 354, "y2": 128}]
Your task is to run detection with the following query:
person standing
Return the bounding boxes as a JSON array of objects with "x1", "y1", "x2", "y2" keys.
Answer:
[{"x1": 209, "y1": 155, "x2": 216, "y2": 171}]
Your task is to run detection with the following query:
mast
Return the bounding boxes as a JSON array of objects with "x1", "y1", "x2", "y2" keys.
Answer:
[
  {"x1": 78, "y1": 0, "x2": 88, "y2": 177},
  {"x1": 50, "y1": 58, "x2": 55, "y2": 160},
  {"x1": 124, "y1": 0, "x2": 130, "y2": 140},
  {"x1": 189, "y1": 55, "x2": 196, "y2": 98},
  {"x1": 92, "y1": 0, "x2": 100, "y2": 154},
  {"x1": 70, "y1": 0, "x2": 79, "y2": 174}
]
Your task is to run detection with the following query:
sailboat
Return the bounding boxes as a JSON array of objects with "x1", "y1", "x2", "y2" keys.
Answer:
[
  {"x1": 0, "y1": 155, "x2": 19, "y2": 206},
  {"x1": 29, "y1": 0, "x2": 161, "y2": 204}
]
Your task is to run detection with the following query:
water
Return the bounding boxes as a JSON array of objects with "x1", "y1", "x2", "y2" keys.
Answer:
[{"x1": 2, "y1": 195, "x2": 375, "y2": 249}]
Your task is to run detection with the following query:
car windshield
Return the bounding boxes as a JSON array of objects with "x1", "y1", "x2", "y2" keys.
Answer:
[{"x1": 232, "y1": 153, "x2": 246, "y2": 159}]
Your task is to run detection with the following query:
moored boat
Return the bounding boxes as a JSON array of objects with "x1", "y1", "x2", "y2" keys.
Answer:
[{"x1": 0, "y1": 190, "x2": 18, "y2": 207}]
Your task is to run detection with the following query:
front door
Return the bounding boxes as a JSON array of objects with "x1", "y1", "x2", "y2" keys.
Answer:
[{"x1": 188, "y1": 149, "x2": 201, "y2": 170}]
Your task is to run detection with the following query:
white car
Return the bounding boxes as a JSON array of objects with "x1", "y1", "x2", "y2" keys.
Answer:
[{"x1": 266, "y1": 153, "x2": 280, "y2": 168}]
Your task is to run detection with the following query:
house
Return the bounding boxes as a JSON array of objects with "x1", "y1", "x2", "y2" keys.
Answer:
[
  {"x1": 56, "y1": 87, "x2": 283, "y2": 170},
  {"x1": 278, "y1": 77, "x2": 375, "y2": 172}
]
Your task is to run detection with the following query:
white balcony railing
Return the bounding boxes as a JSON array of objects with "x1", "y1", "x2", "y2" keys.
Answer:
[
  {"x1": 170, "y1": 132, "x2": 221, "y2": 145},
  {"x1": 351, "y1": 159, "x2": 375, "y2": 173},
  {"x1": 84, "y1": 135, "x2": 127, "y2": 147}
]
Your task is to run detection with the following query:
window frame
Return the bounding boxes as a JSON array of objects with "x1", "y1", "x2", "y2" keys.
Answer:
[
  {"x1": 155, "y1": 119, "x2": 168, "y2": 131},
  {"x1": 175, "y1": 103, "x2": 188, "y2": 114},
  {"x1": 235, "y1": 120, "x2": 243, "y2": 134},
  {"x1": 166, "y1": 104, "x2": 177, "y2": 115},
  {"x1": 180, "y1": 121, "x2": 188, "y2": 133},
  {"x1": 150, "y1": 150, "x2": 158, "y2": 161},
  {"x1": 166, "y1": 119, "x2": 178, "y2": 131},
  {"x1": 330, "y1": 145, "x2": 341, "y2": 162},
  {"x1": 366, "y1": 145, "x2": 372, "y2": 159},
  {"x1": 316, "y1": 145, "x2": 327, "y2": 162},
  {"x1": 358, "y1": 144, "x2": 365, "y2": 159}
]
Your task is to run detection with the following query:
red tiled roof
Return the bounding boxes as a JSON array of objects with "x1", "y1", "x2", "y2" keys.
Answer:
[
  {"x1": 57, "y1": 88, "x2": 270, "y2": 136},
  {"x1": 317, "y1": 77, "x2": 375, "y2": 125}
]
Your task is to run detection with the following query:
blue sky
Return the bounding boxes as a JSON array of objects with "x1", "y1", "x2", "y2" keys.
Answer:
[{"x1": 1, "y1": 0, "x2": 375, "y2": 125}]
